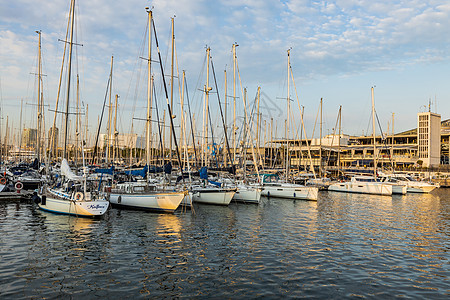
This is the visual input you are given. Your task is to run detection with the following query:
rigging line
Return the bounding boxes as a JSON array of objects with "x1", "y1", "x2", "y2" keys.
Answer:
[
  {"x1": 152, "y1": 76, "x2": 165, "y2": 164},
  {"x1": 210, "y1": 57, "x2": 233, "y2": 167},
  {"x1": 152, "y1": 18, "x2": 184, "y2": 175},
  {"x1": 49, "y1": 0, "x2": 72, "y2": 161},
  {"x1": 192, "y1": 54, "x2": 207, "y2": 121},
  {"x1": 325, "y1": 106, "x2": 341, "y2": 171},
  {"x1": 290, "y1": 65, "x2": 316, "y2": 177},
  {"x1": 91, "y1": 73, "x2": 111, "y2": 164},
  {"x1": 184, "y1": 74, "x2": 200, "y2": 168}
]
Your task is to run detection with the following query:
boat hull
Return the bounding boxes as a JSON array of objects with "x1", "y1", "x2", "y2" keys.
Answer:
[
  {"x1": 261, "y1": 185, "x2": 318, "y2": 201},
  {"x1": 328, "y1": 182, "x2": 392, "y2": 195},
  {"x1": 406, "y1": 185, "x2": 437, "y2": 193},
  {"x1": 233, "y1": 186, "x2": 262, "y2": 204},
  {"x1": 109, "y1": 191, "x2": 186, "y2": 213},
  {"x1": 38, "y1": 197, "x2": 109, "y2": 217},
  {"x1": 191, "y1": 188, "x2": 236, "y2": 205}
]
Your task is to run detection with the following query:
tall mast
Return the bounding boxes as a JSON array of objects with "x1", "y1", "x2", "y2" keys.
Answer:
[
  {"x1": 256, "y1": 86, "x2": 261, "y2": 150},
  {"x1": 107, "y1": 55, "x2": 113, "y2": 164},
  {"x1": 19, "y1": 99, "x2": 23, "y2": 161},
  {"x1": 63, "y1": 0, "x2": 76, "y2": 160},
  {"x1": 36, "y1": 30, "x2": 43, "y2": 163},
  {"x1": 204, "y1": 47, "x2": 211, "y2": 167},
  {"x1": 180, "y1": 70, "x2": 185, "y2": 169},
  {"x1": 224, "y1": 69, "x2": 227, "y2": 166},
  {"x1": 232, "y1": 43, "x2": 238, "y2": 163},
  {"x1": 75, "y1": 74, "x2": 80, "y2": 166},
  {"x1": 286, "y1": 49, "x2": 291, "y2": 182},
  {"x1": 169, "y1": 16, "x2": 175, "y2": 164},
  {"x1": 319, "y1": 98, "x2": 323, "y2": 176},
  {"x1": 146, "y1": 7, "x2": 152, "y2": 168},
  {"x1": 338, "y1": 105, "x2": 342, "y2": 175},
  {"x1": 113, "y1": 94, "x2": 118, "y2": 163},
  {"x1": 371, "y1": 86, "x2": 376, "y2": 178}
]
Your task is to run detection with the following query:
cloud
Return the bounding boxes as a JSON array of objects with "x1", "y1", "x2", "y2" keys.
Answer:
[{"x1": 1, "y1": 0, "x2": 450, "y2": 136}]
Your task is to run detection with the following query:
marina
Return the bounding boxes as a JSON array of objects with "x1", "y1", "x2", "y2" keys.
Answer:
[
  {"x1": 0, "y1": 190, "x2": 448, "y2": 298},
  {"x1": 2, "y1": 0, "x2": 450, "y2": 298}
]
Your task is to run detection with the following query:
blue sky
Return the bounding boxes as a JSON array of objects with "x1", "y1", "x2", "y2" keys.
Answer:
[{"x1": 1, "y1": 0, "x2": 450, "y2": 145}]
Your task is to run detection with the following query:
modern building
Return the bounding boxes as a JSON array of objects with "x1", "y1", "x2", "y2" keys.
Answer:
[
  {"x1": 99, "y1": 133, "x2": 145, "y2": 149},
  {"x1": 48, "y1": 126, "x2": 59, "y2": 152},
  {"x1": 21, "y1": 128, "x2": 37, "y2": 149},
  {"x1": 417, "y1": 112, "x2": 441, "y2": 168}
]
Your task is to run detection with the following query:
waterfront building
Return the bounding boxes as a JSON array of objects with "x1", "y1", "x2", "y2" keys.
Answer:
[
  {"x1": 417, "y1": 112, "x2": 441, "y2": 168},
  {"x1": 268, "y1": 112, "x2": 449, "y2": 172},
  {"x1": 21, "y1": 128, "x2": 37, "y2": 149},
  {"x1": 48, "y1": 126, "x2": 59, "y2": 152},
  {"x1": 98, "y1": 133, "x2": 145, "y2": 149}
]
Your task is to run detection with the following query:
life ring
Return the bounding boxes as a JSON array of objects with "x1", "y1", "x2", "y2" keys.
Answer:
[
  {"x1": 15, "y1": 181, "x2": 23, "y2": 191},
  {"x1": 74, "y1": 192, "x2": 84, "y2": 201},
  {"x1": 0, "y1": 177, "x2": 6, "y2": 185}
]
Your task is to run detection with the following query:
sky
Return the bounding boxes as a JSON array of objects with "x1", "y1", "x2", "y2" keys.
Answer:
[{"x1": 1, "y1": 0, "x2": 450, "y2": 146}]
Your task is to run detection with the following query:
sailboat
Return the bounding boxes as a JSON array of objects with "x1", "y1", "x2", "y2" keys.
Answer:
[
  {"x1": 261, "y1": 49, "x2": 318, "y2": 201},
  {"x1": 108, "y1": 8, "x2": 187, "y2": 213},
  {"x1": 37, "y1": 0, "x2": 110, "y2": 217},
  {"x1": 328, "y1": 87, "x2": 393, "y2": 196}
]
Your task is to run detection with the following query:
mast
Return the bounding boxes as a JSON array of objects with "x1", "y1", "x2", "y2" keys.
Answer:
[
  {"x1": 256, "y1": 86, "x2": 261, "y2": 151},
  {"x1": 106, "y1": 55, "x2": 113, "y2": 164},
  {"x1": 372, "y1": 86, "x2": 376, "y2": 178},
  {"x1": 319, "y1": 98, "x2": 323, "y2": 177},
  {"x1": 152, "y1": 13, "x2": 185, "y2": 172},
  {"x1": 75, "y1": 74, "x2": 80, "y2": 166},
  {"x1": 146, "y1": 7, "x2": 152, "y2": 168},
  {"x1": 113, "y1": 94, "x2": 118, "y2": 163},
  {"x1": 224, "y1": 69, "x2": 227, "y2": 166},
  {"x1": 338, "y1": 105, "x2": 342, "y2": 175},
  {"x1": 36, "y1": 30, "x2": 43, "y2": 163},
  {"x1": 169, "y1": 16, "x2": 175, "y2": 164},
  {"x1": 286, "y1": 49, "x2": 290, "y2": 182},
  {"x1": 204, "y1": 47, "x2": 211, "y2": 167},
  {"x1": 63, "y1": 0, "x2": 76, "y2": 160},
  {"x1": 232, "y1": 43, "x2": 238, "y2": 163},
  {"x1": 19, "y1": 99, "x2": 23, "y2": 161}
]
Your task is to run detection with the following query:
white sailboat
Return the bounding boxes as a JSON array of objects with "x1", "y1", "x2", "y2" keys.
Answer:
[
  {"x1": 260, "y1": 174, "x2": 319, "y2": 201},
  {"x1": 108, "y1": 8, "x2": 187, "y2": 212},
  {"x1": 328, "y1": 87, "x2": 395, "y2": 196},
  {"x1": 328, "y1": 176, "x2": 393, "y2": 196},
  {"x1": 39, "y1": 160, "x2": 110, "y2": 217},
  {"x1": 233, "y1": 182, "x2": 262, "y2": 204},
  {"x1": 37, "y1": 0, "x2": 109, "y2": 217},
  {"x1": 109, "y1": 181, "x2": 187, "y2": 213},
  {"x1": 191, "y1": 183, "x2": 236, "y2": 206},
  {"x1": 388, "y1": 174, "x2": 437, "y2": 193}
]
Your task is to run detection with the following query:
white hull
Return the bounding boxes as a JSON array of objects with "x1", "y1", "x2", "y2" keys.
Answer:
[
  {"x1": 261, "y1": 184, "x2": 319, "y2": 201},
  {"x1": 191, "y1": 188, "x2": 236, "y2": 205},
  {"x1": 328, "y1": 181, "x2": 392, "y2": 195},
  {"x1": 233, "y1": 185, "x2": 262, "y2": 204},
  {"x1": 109, "y1": 191, "x2": 186, "y2": 213},
  {"x1": 406, "y1": 185, "x2": 437, "y2": 193},
  {"x1": 38, "y1": 189, "x2": 109, "y2": 217},
  {"x1": 391, "y1": 184, "x2": 407, "y2": 195}
]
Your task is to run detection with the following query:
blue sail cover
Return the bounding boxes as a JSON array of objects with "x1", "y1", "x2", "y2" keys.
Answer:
[
  {"x1": 125, "y1": 165, "x2": 148, "y2": 177},
  {"x1": 199, "y1": 167, "x2": 208, "y2": 180},
  {"x1": 94, "y1": 165, "x2": 115, "y2": 175}
]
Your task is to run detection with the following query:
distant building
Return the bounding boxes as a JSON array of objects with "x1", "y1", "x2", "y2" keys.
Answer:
[
  {"x1": 99, "y1": 133, "x2": 145, "y2": 149},
  {"x1": 417, "y1": 112, "x2": 441, "y2": 168},
  {"x1": 21, "y1": 128, "x2": 37, "y2": 148},
  {"x1": 48, "y1": 126, "x2": 59, "y2": 151}
]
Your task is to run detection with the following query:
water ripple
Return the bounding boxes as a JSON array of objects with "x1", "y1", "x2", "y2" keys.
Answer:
[{"x1": 0, "y1": 189, "x2": 449, "y2": 298}]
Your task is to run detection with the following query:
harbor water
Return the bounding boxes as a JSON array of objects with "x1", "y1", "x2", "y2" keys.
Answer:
[{"x1": 1, "y1": 190, "x2": 449, "y2": 298}]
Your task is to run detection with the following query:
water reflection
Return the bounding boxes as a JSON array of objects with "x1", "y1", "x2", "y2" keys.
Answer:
[{"x1": 0, "y1": 191, "x2": 448, "y2": 298}]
